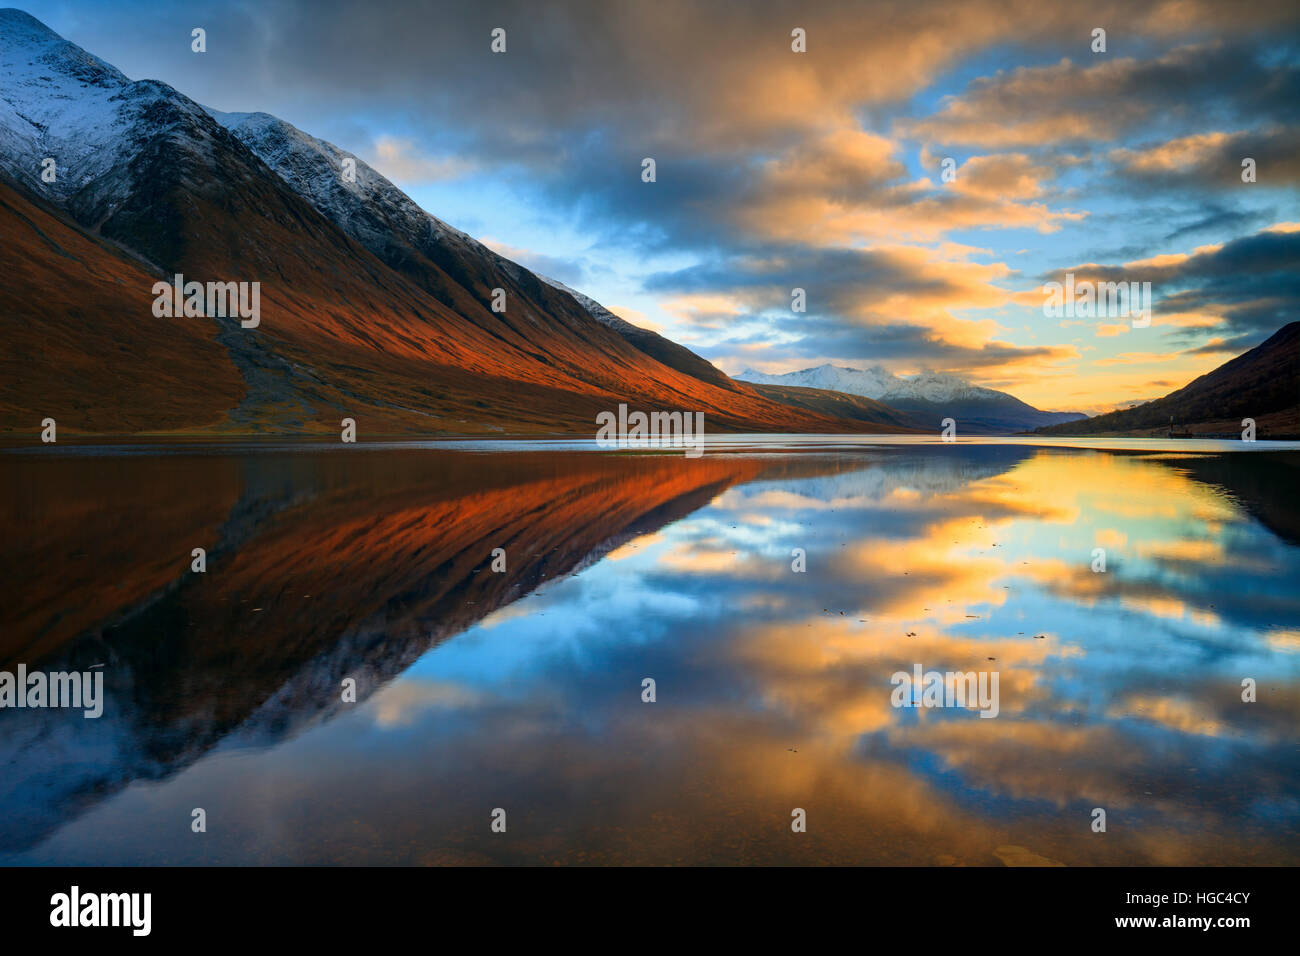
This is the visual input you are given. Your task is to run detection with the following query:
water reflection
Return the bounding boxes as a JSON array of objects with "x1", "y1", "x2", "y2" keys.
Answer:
[{"x1": 1, "y1": 444, "x2": 1297, "y2": 864}]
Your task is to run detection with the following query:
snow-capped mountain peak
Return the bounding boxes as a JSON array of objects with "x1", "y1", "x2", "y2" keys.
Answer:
[
  {"x1": 735, "y1": 362, "x2": 1086, "y2": 430},
  {"x1": 891, "y1": 370, "x2": 1006, "y2": 404},
  {"x1": 737, "y1": 362, "x2": 1004, "y2": 403},
  {"x1": 0, "y1": 8, "x2": 126, "y2": 86},
  {"x1": 0, "y1": 8, "x2": 238, "y2": 229},
  {"x1": 203, "y1": 108, "x2": 557, "y2": 288},
  {"x1": 0, "y1": 8, "x2": 133, "y2": 197},
  {"x1": 738, "y1": 363, "x2": 898, "y2": 398}
]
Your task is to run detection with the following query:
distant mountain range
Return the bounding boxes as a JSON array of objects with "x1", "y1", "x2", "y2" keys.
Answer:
[
  {"x1": 738, "y1": 364, "x2": 1086, "y2": 434},
  {"x1": 1037, "y1": 322, "x2": 1300, "y2": 439},
  {"x1": 742, "y1": 381, "x2": 918, "y2": 431}
]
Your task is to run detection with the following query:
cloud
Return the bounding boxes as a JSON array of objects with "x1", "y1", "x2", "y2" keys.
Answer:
[
  {"x1": 901, "y1": 42, "x2": 1300, "y2": 148},
  {"x1": 1111, "y1": 125, "x2": 1300, "y2": 188},
  {"x1": 1042, "y1": 224, "x2": 1300, "y2": 342},
  {"x1": 726, "y1": 141, "x2": 1084, "y2": 245},
  {"x1": 949, "y1": 153, "x2": 1052, "y2": 201},
  {"x1": 364, "y1": 135, "x2": 474, "y2": 184},
  {"x1": 41, "y1": 0, "x2": 1300, "y2": 397},
  {"x1": 479, "y1": 237, "x2": 589, "y2": 287}
]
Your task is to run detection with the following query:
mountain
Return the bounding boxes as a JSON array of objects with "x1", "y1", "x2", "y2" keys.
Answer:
[
  {"x1": 538, "y1": 276, "x2": 737, "y2": 390},
  {"x1": 1037, "y1": 322, "x2": 1300, "y2": 438},
  {"x1": 738, "y1": 364, "x2": 1085, "y2": 434},
  {"x1": 743, "y1": 382, "x2": 918, "y2": 431},
  {"x1": 0, "y1": 177, "x2": 246, "y2": 431},
  {"x1": 0, "y1": 9, "x2": 855, "y2": 437},
  {"x1": 738, "y1": 363, "x2": 900, "y2": 399},
  {"x1": 1, "y1": 449, "x2": 860, "y2": 849}
]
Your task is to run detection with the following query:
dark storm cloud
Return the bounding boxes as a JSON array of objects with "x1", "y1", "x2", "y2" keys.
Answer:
[
  {"x1": 645, "y1": 246, "x2": 975, "y2": 303},
  {"x1": 904, "y1": 40, "x2": 1300, "y2": 148},
  {"x1": 1163, "y1": 206, "x2": 1267, "y2": 243},
  {"x1": 1110, "y1": 125, "x2": 1300, "y2": 192},
  {"x1": 1046, "y1": 227, "x2": 1300, "y2": 342}
]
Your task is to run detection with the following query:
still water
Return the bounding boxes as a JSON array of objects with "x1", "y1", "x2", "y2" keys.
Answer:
[{"x1": 2, "y1": 439, "x2": 1298, "y2": 865}]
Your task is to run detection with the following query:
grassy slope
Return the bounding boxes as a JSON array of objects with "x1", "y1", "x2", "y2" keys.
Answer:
[
  {"x1": 0, "y1": 173, "x2": 859, "y2": 437},
  {"x1": 747, "y1": 382, "x2": 921, "y2": 432}
]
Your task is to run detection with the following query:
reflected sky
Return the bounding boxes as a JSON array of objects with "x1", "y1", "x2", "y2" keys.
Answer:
[{"x1": 2, "y1": 444, "x2": 1297, "y2": 865}]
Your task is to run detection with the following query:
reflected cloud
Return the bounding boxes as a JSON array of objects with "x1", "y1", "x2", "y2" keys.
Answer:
[{"x1": 2, "y1": 443, "x2": 1298, "y2": 864}]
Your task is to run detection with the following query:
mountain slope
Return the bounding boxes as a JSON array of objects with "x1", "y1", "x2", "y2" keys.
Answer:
[
  {"x1": 738, "y1": 363, "x2": 1085, "y2": 434},
  {"x1": 2, "y1": 449, "x2": 859, "y2": 848},
  {"x1": 744, "y1": 382, "x2": 919, "y2": 432},
  {"x1": 1038, "y1": 322, "x2": 1300, "y2": 438},
  {"x1": 0, "y1": 9, "x2": 854, "y2": 436},
  {"x1": 0, "y1": 178, "x2": 245, "y2": 431},
  {"x1": 539, "y1": 275, "x2": 738, "y2": 389},
  {"x1": 210, "y1": 107, "x2": 761, "y2": 402}
]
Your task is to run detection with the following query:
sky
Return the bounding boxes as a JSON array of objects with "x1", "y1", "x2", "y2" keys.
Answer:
[{"x1": 29, "y1": 0, "x2": 1300, "y2": 414}]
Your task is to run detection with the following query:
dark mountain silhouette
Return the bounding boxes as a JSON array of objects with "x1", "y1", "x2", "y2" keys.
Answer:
[{"x1": 1038, "y1": 322, "x2": 1299, "y2": 438}]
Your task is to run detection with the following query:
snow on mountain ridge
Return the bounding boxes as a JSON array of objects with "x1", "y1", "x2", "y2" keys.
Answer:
[
  {"x1": 208, "y1": 110, "x2": 660, "y2": 343},
  {"x1": 210, "y1": 110, "x2": 514, "y2": 273},
  {"x1": 0, "y1": 8, "x2": 659, "y2": 356},
  {"x1": 0, "y1": 10, "x2": 504, "y2": 274},
  {"x1": 897, "y1": 370, "x2": 1006, "y2": 403},
  {"x1": 537, "y1": 275, "x2": 646, "y2": 334},
  {"x1": 0, "y1": 8, "x2": 135, "y2": 199},
  {"x1": 737, "y1": 363, "x2": 1006, "y2": 404},
  {"x1": 0, "y1": 8, "x2": 253, "y2": 235}
]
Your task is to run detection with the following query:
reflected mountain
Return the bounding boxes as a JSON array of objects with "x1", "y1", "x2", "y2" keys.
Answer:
[
  {"x1": 2, "y1": 442, "x2": 1298, "y2": 864},
  {"x1": 1156, "y1": 450, "x2": 1300, "y2": 545},
  {"x1": 0, "y1": 448, "x2": 883, "y2": 850}
]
